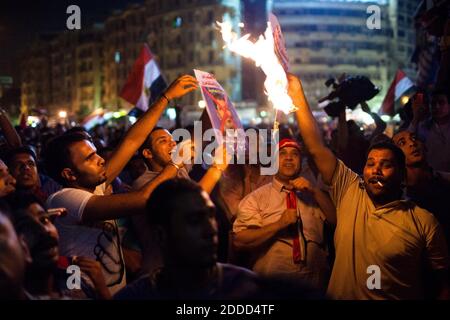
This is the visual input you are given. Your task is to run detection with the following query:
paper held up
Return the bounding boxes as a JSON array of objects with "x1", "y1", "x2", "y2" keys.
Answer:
[{"x1": 217, "y1": 19, "x2": 297, "y2": 115}]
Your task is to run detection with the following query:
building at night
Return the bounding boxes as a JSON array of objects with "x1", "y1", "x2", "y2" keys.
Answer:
[
  {"x1": 145, "y1": 0, "x2": 242, "y2": 109},
  {"x1": 103, "y1": 3, "x2": 148, "y2": 109},
  {"x1": 271, "y1": 0, "x2": 419, "y2": 110},
  {"x1": 20, "y1": 35, "x2": 54, "y2": 113},
  {"x1": 388, "y1": 0, "x2": 419, "y2": 79},
  {"x1": 19, "y1": 0, "x2": 419, "y2": 119}
]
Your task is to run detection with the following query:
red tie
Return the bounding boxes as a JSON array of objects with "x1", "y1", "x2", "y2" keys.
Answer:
[{"x1": 286, "y1": 190, "x2": 306, "y2": 264}]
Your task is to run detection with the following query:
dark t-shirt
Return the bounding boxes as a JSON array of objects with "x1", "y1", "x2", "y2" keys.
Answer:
[
  {"x1": 407, "y1": 172, "x2": 450, "y2": 248},
  {"x1": 113, "y1": 263, "x2": 260, "y2": 300}
]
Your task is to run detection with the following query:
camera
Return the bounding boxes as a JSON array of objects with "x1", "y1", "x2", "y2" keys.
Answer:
[{"x1": 319, "y1": 75, "x2": 380, "y2": 118}]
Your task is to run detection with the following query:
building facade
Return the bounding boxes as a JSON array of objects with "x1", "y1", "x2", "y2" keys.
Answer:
[
  {"x1": 103, "y1": 4, "x2": 148, "y2": 109},
  {"x1": 145, "y1": 0, "x2": 242, "y2": 108},
  {"x1": 20, "y1": 35, "x2": 54, "y2": 113},
  {"x1": 272, "y1": 0, "x2": 393, "y2": 109},
  {"x1": 19, "y1": 0, "x2": 419, "y2": 119},
  {"x1": 388, "y1": 0, "x2": 419, "y2": 79}
]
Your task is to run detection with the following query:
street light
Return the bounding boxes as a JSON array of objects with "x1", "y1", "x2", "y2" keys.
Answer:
[
  {"x1": 58, "y1": 110, "x2": 67, "y2": 118},
  {"x1": 198, "y1": 100, "x2": 206, "y2": 109},
  {"x1": 400, "y1": 96, "x2": 410, "y2": 105}
]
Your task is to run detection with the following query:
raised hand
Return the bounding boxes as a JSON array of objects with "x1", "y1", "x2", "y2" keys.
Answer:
[
  {"x1": 277, "y1": 208, "x2": 298, "y2": 229},
  {"x1": 164, "y1": 75, "x2": 198, "y2": 100}
]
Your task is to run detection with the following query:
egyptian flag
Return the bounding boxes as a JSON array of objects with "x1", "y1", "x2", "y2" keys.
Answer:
[
  {"x1": 380, "y1": 70, "x2": 415, "y2": 116},
  {"x1": 120, "y1": 44, "x2": 167, "y2": 113}
]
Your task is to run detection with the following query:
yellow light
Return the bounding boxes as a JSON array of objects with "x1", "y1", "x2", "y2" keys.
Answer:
[
  {"x1": 401, "y1": 96, "x2": 410, "y2": 105},
  {"x1": 58, "y1": 110, "x2": 67, "y2": 118},
  {"x1": 198, "y1": 100, "x2": 206, "y2": 109}
]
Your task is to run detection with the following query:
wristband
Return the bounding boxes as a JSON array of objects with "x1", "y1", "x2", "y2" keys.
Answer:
[
  {"x1": 169, "y1": 161, "x2": 181, "y2": 170},
  {"x1": 162, "y1": 93, "x2": 170, "y2": 103}
]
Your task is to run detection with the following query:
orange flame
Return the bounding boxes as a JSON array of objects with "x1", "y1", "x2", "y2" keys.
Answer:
[{"x1": 217, "y1": 21, "x2": 297, "y2": 115}]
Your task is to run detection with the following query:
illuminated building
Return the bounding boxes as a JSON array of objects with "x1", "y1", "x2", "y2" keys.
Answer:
[
  {"x1": 145, "y1": 0, "x2": 242, "y2": 109},
  {"x1": 103, "y1": 3, "x2": 148, "y2": 109}
]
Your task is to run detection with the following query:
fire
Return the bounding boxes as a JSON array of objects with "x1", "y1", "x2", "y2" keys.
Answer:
[{"x1": 217, "y1": 21, "x2": 297, "y2": 115}]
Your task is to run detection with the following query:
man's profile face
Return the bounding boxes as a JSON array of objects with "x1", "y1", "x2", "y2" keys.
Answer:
[
  {"x1": 143, "y1": 129, "x2": 176, "y2": 168},
  {"x1": 10, "y1": 153, "x2": 40, "y2": 190},
  {"x1": 67, "y1": 140, "x2": 107, "y2": 189},
  {"x1": 0, "y1": 160, "x2": 16, "y2": 197},
  {"x1": 276, "y1": 147, "x2": 302, "y2": 181},
  {"x1": 21, "y1": 203, "x2": 60, "y2": 269},
  {"x1": 363, "y1": 148, "x2": 403, "y2": 200},
  {"x1": 392, "y1": 131, "x2": 425, "y2": 166},
  {"x1": 167, "y1": 191, "x2": 218, "y2": 268}
]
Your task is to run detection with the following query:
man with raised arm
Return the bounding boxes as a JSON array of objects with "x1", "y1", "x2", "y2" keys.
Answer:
[
  {"x1": 44, "y1": 75, "x2": 198, "y2": 294},
  {"x1": 287, "y1": 74, "x2": 449, "y2": 300}
]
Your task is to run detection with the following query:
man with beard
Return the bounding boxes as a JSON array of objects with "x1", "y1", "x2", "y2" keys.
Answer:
[
  {"x1": 9, "y1": 193, "x2": 111, "y2": 299},
  {"x1": 287, "y1": 73, "x2": 449, "y2": 299},
  {"x1": 44, "y1": 75, "x2": 198, "y2": 295},
  {"x1": 114, "y1": 179, "x2": 259, "y2": 299},
  {"x1": 393, "y1": 130, "x2": 450, "y2": 249}
]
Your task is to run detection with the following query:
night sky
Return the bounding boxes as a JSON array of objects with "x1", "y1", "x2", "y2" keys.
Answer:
[{"x1": 0, "y1": 0, "x2": 143, "y2": 82}]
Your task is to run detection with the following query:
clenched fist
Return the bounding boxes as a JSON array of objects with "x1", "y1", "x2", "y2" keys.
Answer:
[{"x1": 277, "y1": 208, "x2": 298, "y2": 229}]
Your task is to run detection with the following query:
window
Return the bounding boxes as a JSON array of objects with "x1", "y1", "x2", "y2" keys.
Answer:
[
  {"x1": 208, "y1": 51, "x2": 214, "y2": 64},
  {"x1": 207, "y1": 11, "x2": 214, "y2": 24}
]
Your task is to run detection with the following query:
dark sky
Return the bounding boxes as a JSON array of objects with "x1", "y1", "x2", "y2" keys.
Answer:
[{"x1": 0, "y1": 0, "x2": 143, "y2": 82}]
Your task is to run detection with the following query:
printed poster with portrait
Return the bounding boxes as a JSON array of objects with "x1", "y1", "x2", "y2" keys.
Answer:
[
  {"x1": 269, "y1": 12, "x2": 290, "y2": 73},
  {"x1": 194, "y1": 69, "x2": 244, "y2": 146}
]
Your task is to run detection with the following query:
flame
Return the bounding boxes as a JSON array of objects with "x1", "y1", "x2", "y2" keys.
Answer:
[{"x1": 217, "y1": 21, "x2": 297, "y2": 115}]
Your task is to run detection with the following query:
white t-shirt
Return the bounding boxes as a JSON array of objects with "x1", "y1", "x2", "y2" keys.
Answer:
[{"x1": 47, "y1": 183, "x2": 126, "y2": 295}]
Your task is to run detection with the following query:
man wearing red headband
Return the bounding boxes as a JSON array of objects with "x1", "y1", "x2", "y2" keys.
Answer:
[{"x1": 232, "y1": 138, "x2": 336, "y2": 292}]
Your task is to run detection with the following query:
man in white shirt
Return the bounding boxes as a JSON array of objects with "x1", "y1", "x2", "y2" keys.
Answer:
[
  {"x1": 233, "y1": 139, "x2": 336, "y2": 292},
  {"x1": 45, "y1": 75, "x2": 198, "y2": 294},
  {"x1": 132, "y1": 127, "x2": 230, "y2": 275}
]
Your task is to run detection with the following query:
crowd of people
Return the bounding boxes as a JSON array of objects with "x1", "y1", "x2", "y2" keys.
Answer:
[{"x1": 0, "y1": 72, "x2": 449, "y2": 300}]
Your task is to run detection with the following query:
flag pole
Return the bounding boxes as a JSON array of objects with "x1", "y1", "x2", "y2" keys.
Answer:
[{"x1": 273, "y1": 108, "x2": 279, "y2": 132}]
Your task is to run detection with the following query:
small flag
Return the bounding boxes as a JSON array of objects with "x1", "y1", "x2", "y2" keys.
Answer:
[
  {"x1": 119, "y1": 44, "x2": 167, "y2": 112},
  {"x1": 380, "y1": 70, "x2": 415, "y2": 116}
]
